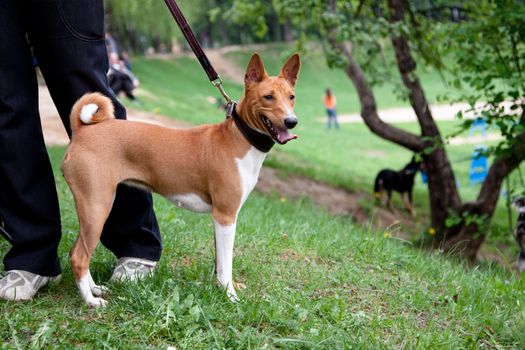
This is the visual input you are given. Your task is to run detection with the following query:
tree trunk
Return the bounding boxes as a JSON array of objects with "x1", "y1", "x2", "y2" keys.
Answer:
[
  {"x1": 387, "y1": 0, "x2": 463, "y2": 238},
  {"x1": 443, "y1": 222, "x2": 486, "y2": 261},
  {"x1": 387, "y1": 0, "x2": 525, "y2": 260},
  {"x1": 283, "y1": 19, "x2": 294, "y2": 42},
  {"x1": 324, "y1": 0, "x2": 525, "y2": 260}
]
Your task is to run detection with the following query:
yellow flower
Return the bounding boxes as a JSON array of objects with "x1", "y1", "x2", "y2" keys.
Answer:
[
  {"x1": 280, "y1": 197, "x2": 287, "y2": 203},
  {"x1": 383, "y1": 231, "x2": 392, "y2": 238},
  {"x1": 428, "y1": 227, "x2": 436, "y2": 236}
]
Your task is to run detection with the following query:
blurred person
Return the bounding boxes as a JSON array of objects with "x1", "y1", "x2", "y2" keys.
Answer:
[
  {"x1": 324, "y1": 88, "x2": 339, "y2": 129},
  {"x1": 108, "y1": 52, "x2": 139, "y2": 101},
  {"x1": 120, "y1": 51, "x2": 132, "y2": 71},
  {"x1": 0, "y1": 0, "x2": 162, "y2": 301},
  {"x1": 105, "y1": 32, "x2": 119, "y2": 56}
]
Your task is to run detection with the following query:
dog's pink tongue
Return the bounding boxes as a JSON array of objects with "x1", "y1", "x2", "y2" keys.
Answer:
[{"x1": 276, "y1": 126, "x2": 298, "y2": 144}]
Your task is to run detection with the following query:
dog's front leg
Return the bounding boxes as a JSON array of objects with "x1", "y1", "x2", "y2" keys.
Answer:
[
  {"x1": 386, "y1": 191, "x2": 394, "y2": 212},
  {"x1": 213, "y1": 215, "x2": 239, "y2": 302}
]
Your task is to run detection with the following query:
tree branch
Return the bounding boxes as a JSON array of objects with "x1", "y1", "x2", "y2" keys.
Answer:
[
  {"x1": 323, "y1": 0, "x2": 423, "y2": 152},
  {"x1": 387, "y1": 0, "x2": 462, "y2": 220},
  {"x1": 476, "y1": 109, "x2": 525, "y2": 216},
  {"x1": 387, "y1": 0, "x2": 440, "y2": 137},
  {"x1": 340, "y1": 42, "x2": 424, "y2": 151}
]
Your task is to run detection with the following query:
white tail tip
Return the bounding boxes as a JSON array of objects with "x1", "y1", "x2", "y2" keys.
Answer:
[{"x1": 80, "y1": 103, "x2": 99, "y2": 124}]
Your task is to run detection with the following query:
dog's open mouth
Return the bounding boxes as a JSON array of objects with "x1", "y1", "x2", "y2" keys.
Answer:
[{"x1": 261, "y1": 116, "x2": 298, "y2": 145}]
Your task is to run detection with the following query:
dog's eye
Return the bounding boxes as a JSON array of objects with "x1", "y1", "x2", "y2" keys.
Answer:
[
  {"x1": 290, "y1": 95, "x2": 295, "y2": 100},
  {"x1": 264, "y1": 95, "x2": 273, "y2": 101}
]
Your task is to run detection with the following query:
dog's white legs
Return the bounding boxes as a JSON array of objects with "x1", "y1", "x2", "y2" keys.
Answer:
[
  {"x1": 77, "y1": 272, "x2": 108, "y2": 308},
  {"x1": 213, "y1": 219, "x2": 239, "y2": 302},
  {"x1": 86, "y1": 270, "x2": 108, "y2": 297}
]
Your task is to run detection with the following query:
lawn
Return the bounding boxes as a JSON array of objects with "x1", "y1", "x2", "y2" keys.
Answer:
[
  {"x1": 128, "y1": 45, "x2": 523, "y2": 256},
  {"x1": 1, "y1": 147, "x2": 524, "y2": 349}
]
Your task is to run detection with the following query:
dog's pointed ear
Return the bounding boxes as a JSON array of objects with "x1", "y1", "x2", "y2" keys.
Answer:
[
  {"x1": 245, "y1": 53, "x2": 267, "y2": 85},
  {"x1": 280, "y1": 53, "x2": 301, "y2": 87}
]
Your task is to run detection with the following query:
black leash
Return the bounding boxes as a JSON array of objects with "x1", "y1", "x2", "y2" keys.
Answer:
[
  {"x1": 163, "y1": 0, "x2": 275, "y2": 152},
  {"x1": 163, "y1": 0, "x2": 235, "y2": 117}
]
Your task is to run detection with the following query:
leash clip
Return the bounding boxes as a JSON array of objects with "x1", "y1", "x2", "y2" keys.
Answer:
[
  {"x1": 212, "y1": 76, "x2": 236, "y2": 118},
  {"x1": 225, "y1": 101, "x2": 235, "y2": 119},
  {"x1": 212, "y1": 77, "x2": 232, "y2": 103}
]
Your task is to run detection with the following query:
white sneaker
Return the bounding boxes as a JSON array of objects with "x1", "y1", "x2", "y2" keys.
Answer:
[
  {"x1": 0, "y1": 270, "x2": 61, "y2": 301},
  {"x1": 110, "y1": 257, "x2": 157, "y2": 282}
]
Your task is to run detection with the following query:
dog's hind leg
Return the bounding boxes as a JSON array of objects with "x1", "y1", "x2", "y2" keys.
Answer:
[
  {"x1": 516, "y1": 226, "x2": 525, "y2": 272},
  {"x1": 518, "y1": 251, "x2": 525, "y2": 273},
  {"x1": 402, "y1": 192, "x2": 415, "y2": 217},
  {"x1": 386, "y1": 191, "x2": 394, "y2": 212},
  {"x1": 68, "y1": 180, "x2": 115, "y2": 307}
]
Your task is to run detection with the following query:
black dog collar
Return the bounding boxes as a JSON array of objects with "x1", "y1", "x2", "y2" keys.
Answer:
[{"x1": 231, "y1": 104, "x2": 275, "y2": 153}]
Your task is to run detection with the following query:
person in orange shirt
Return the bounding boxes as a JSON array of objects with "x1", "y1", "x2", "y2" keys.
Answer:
[{"x1": 324, "y1": 88, "x2": 339, "y2": 129}]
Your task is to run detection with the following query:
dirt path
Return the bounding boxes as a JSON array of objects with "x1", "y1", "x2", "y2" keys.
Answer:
[
  {"x1": 39, "y1": 86, "x2": 415, "y2": 237},
  {"x1": 256, "y1": 168, "x2": 416, "y2": 237},
  {"x1": 204, "y1": 48, "x2": 245, "y2": 84},
  {"x1": 319, "y1": 101, "x2": 514, "y2": 125}
]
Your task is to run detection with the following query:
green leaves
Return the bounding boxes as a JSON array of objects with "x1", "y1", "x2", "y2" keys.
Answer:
[
  {"x1": 445, "y1": 210, "x2": 488, "y2": 238},
  {"x1": 441, "y1": 0, "x2": 525, "y2": 154}
]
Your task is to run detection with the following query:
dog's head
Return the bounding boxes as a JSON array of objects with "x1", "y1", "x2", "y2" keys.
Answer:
[
  {"x1": 403, "y1": 156, "x2": 423, "y2": 175},
  {"x1": 513, "y1": 196, "x2": 525, "y2": 211},
  {"x1": 240, "y1": 53, "x2": 301, "y2": 145}
]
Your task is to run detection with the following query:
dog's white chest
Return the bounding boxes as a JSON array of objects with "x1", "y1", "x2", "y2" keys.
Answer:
[
  {"x1": 235, "y1": 147, "x2": 266, "y2": 209},
  {"x1": 168, "y1": 193, "x2": 212, "y2": 213}
]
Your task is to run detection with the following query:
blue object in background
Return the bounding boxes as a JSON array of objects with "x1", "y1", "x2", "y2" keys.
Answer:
[
  {"x1": 421, "y1": 170, "x2": 428, "y2": 184},
  {"x1": 469, "y1": 146, "x2": 488, "y2": 185},
  {"x1": 469, "y1": 115, "x2": 487, "y2": 137}
]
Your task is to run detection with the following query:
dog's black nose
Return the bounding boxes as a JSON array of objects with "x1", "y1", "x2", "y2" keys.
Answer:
[{"x1": 284, "y1": 117, "x2": 298, "y2": 129}]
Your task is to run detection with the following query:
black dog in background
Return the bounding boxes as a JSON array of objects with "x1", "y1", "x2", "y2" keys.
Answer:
[
  {"x1": 374, "y1": 156, "x2": 422, "y2": 216},
  {"x1": 512, "y1": 197, "x2": 525, "y2": 272}
]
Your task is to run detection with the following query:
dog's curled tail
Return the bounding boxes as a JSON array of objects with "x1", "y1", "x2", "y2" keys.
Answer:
[{"x1": 70, "y1": 92, "x2": 114, "y2": 134}]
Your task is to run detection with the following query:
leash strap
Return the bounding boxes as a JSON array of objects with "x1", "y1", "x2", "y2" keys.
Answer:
[{"x1": 163, "y1": 0, "x2": 235, "y2": 116}]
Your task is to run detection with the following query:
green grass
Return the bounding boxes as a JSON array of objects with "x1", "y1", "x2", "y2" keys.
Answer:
[
  {"x1": 130, "y1": 57, "x2": 243, "y2": 125},
  {"x1": 129, "y1": 44, "x2": 523, "y2": 255},
  {"x1": 1, "y1": 147, "x2": 524, "y2": 348}
]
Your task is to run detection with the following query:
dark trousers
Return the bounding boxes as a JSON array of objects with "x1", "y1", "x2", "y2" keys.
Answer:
[{"x1": 0, "y1": 0, "x2": 162, "y2": 277}]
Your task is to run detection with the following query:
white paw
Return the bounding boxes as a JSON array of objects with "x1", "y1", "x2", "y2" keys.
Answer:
[
  {"x1": 226, "y1": 288, "x2": 240, "y2": 303},
  {"x1": 90, "y1": 284, "x2": 108, "y2": 297},
  {"x1": 87, "y1": 297, "x2": 108, "y2": 308}
]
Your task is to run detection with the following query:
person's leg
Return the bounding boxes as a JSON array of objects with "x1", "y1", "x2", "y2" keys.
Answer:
[
  {"x1": 0, "y1": 0, "x2": 61, "y2": 277},
  {"x1": 26, "y1": 0, "x2": 162, "y2": 262}
]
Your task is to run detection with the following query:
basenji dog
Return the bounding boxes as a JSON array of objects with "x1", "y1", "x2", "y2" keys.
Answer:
[
  {"x1": 62, "y1": 53, "x2": 301, "y2": 307},
  {"x1": 374, "y1": 156, "x2": 422, "y2": 216}
]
